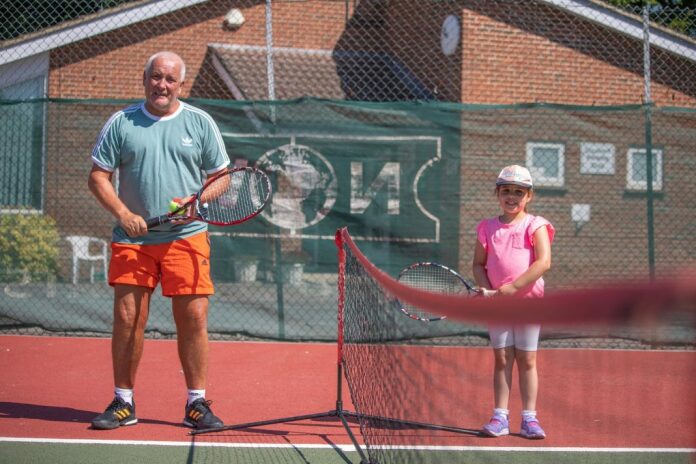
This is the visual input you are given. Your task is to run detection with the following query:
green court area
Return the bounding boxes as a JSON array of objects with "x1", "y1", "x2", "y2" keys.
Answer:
[
  {"x1": 1, "y1": 441, "x2": 361, "y2": 464},
  {"x1": 1, "y1": 441, "x2": 693, "y2": 464}
]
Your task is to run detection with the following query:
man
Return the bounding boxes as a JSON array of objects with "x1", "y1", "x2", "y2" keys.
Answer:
[{"x1": 88, "y1": 51, "x2": 227, "y2": 430}]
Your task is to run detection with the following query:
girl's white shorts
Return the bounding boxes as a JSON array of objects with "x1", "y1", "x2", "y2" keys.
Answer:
[{"x1": 487, "y1": 324, "x2": 541, "y2": 351}]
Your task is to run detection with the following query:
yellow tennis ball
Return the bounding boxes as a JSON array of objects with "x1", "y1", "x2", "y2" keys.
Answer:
[{"x1": 168, "y1": 201, "x2": 178, "y2": 212}]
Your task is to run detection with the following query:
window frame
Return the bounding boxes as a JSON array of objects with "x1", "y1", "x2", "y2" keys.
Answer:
[
  {"x1": 0, "y1": 54, "x2": 48, "y2": 214},
  {"x1": 525, "y1": 142, "x2": 565, "y2": 188},
  {"x1": 626, "y1": 147, "x2": 663, "y2": 192}
]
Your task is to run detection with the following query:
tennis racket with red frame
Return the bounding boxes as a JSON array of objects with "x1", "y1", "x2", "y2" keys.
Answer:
[
  {"x1": 145, "y1": 166, "x2": 272, "y2": 229},
  {"x1": 396, "y1": 262, "x2": 479, "y2": 322}
]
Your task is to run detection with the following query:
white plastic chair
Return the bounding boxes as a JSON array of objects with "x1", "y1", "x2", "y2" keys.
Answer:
[{"x1": 65, "y1": 235, "x2": 108, "y2": 284}]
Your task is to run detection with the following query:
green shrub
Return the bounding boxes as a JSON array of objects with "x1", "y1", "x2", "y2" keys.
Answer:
[{"x1": 0, "y1": 214, "x2": 60, "y2": 282}]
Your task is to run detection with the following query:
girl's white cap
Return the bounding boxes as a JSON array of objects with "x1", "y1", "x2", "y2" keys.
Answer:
[{"x1": 496, "y1": 165, "x2": 533, "y2": 188}]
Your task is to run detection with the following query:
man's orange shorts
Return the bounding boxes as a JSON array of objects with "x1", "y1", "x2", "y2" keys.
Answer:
[{"x1": 108, "y1": 231, "x2": 214, "y2": 296}]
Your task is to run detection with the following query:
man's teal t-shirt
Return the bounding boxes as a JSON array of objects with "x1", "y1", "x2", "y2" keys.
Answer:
[{"x1": 91, "y1": 102, "x2": 230, "y2": 244}]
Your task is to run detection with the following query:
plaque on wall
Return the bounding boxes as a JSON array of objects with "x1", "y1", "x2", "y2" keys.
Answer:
[{"x1": 580, "y1": 143, "x2": 615, "y2": 175}]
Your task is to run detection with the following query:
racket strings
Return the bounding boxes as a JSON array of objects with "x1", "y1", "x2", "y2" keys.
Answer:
[
  {"x1": 400, "y1": 267, "x2": 470, "y2": 294},
  {"x1": 203, "y1": 170, "x2": 270, "y2": 224},
  {"x1": 398, "y1": 264, "x2": 474, "y2": 321}
]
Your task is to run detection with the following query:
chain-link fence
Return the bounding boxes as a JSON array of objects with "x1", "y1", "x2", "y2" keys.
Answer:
[
  {"x1": 3, "y1": 0, "x2": 695, "y2": 105},
  {"x1": 1, "y1": 0, "x2": 695, "y2": 341}
]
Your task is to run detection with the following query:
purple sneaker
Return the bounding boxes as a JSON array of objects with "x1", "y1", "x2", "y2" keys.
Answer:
[
  {"x1": 520, "y1": 416, "x2": 546, "y2": 439},
  {"x1": 482, "y1": 414, "x2": 509, "y2": 437}
]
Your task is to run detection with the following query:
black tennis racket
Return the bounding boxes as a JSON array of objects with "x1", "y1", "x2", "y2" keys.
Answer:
[
  {"x1": 145, "y1": 166, "x2": 271, "y2": 229},
  {"x1": 396, "y1": 262, "x2": 479, "y2": 322}
]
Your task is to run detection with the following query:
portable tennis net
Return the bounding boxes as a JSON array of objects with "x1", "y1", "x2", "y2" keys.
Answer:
[{"x1": 335, "y1": 227, "x2": 696, "y2": 464}]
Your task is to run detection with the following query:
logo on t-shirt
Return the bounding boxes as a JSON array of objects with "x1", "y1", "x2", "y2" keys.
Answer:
[{"x1": 181, "y1": 136, "x2": 193, "y2": 147}]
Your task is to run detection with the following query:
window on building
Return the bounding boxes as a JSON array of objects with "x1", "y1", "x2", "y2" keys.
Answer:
[
  {"x1": 626, "y1": 147, "x2": 663, "y2": 191},
  {"x1": 0, "y1": 76, "x2": 46, "y2": 212},
  {"x1": 526, "y1": 142, "x2": 565, "y2": 187}
]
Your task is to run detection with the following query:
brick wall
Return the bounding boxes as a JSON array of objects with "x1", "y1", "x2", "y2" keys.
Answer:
[
  {"x1": 40, "y1": 0, "x2": 695, "y2": 284},
  {"x1": 48, "y1": 1, "x2": 350, "y2": 99},
  {"x1": 379, "y1": 1, "x2": 696, "y2": 107},
  {"x1": 47, "y1": 1, "x2": 696, "y2": 105}
]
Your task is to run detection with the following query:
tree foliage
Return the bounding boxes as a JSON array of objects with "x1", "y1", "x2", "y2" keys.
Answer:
[
  {"x1": 0, "y1": 214, "x2": 59, "y2": 282},
  {"x1": 603, "y1": 0, "x2": 696, "y2": 37},
  {"x1": 0, "y1": 0, "x2": 136, "y2": 41},
  {"x1": 606, "y1": 0, "x2": 696, "y2": 7}
]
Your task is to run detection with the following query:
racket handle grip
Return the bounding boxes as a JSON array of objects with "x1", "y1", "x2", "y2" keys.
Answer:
[{"x1": 145, "y1": 214, "x2": 170, "y2": 230}]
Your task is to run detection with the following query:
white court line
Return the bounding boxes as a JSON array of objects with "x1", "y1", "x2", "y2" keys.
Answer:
[
  {"x1": 0, "y1": 437, "x2": 356, "y2": 451},
  {"x1": 0, "y1": 437, "x2": 694, "y2": 453}
]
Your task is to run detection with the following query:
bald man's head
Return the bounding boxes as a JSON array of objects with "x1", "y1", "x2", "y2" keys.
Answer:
[
  {"x1": 144, "y1": 51, "x2": 186, "y2": 81},
  {"x1": 142, "y1": 51, "x2": 186, "y2": 117}
]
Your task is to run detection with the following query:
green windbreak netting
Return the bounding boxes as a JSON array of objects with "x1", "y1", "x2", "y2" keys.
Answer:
[{"x1": 0, "y1": 98, "x2": 694, "y2": 341}]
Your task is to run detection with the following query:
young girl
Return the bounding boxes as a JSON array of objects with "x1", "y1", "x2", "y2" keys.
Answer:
[{"x1": 472, "y1": 165, "x2": 554, "y2": 439}]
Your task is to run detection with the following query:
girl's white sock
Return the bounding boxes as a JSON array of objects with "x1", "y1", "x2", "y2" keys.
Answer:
[{"x1": 521, "y1": 409, "x2": 537, "y2": 419}]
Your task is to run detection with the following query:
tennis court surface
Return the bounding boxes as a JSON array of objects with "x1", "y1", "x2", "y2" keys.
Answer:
[
  {"x1": 2, "y1": 230, "x2": 695, "y2": 463},
  {"x1": 1, "y1": 334, "x2": 694, "y2": 464}
]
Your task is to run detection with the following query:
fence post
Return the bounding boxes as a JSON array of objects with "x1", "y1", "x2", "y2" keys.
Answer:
[
  {"x1": 265, "y1": 0, "x2": 276, "y2": 122},
  {"x1": 643, "y1": 6, "x2": 656, "y2": 280}
]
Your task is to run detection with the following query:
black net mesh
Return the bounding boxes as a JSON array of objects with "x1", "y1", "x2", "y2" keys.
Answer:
[{"x1": 338, "y1": 227, "x2": 695, "y2": 463}]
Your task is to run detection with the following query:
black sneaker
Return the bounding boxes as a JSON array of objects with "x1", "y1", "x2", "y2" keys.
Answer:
[
  {"x1": 183, "y1": 398, "x2": 224, "y2": 429},
  {"x1": 91, "y1": 397, "x2": 137, "y2": 430}
]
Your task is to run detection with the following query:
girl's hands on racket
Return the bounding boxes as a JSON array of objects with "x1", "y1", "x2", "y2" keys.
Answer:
[
  {"x1": 496, "y1": 283, "x2": 517, "y2": 296},
  {"x1": 476, "y1": 287, "x2": 498, "y2": 297}
]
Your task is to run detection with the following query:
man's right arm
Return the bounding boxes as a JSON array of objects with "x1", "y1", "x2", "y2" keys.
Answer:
[{"x1": 87, "y1": 164, "x2": 148, "y2": 237}]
